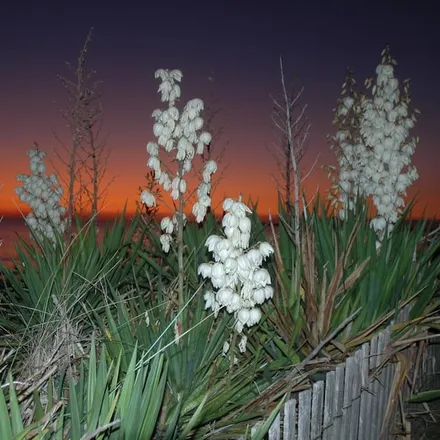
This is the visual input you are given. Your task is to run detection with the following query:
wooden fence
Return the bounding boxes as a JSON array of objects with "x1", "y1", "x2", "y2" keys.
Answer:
[{"x1": 246, "y1": 315, "x2": 440, "y2": 439}]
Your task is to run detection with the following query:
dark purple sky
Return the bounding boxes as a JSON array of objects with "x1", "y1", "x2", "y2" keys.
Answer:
[{"x1": 1, "y1": 0, "x2": 439, "y2": 217}]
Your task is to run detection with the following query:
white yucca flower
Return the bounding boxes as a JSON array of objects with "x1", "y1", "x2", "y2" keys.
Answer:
[
  {"x1": 160, "y1": 216, "x2": 174, "y2": 234},
  {"x1": 142, "y1": 68, "x2": 217, "y2": 252},
  {"x1": 141, "y1": 190, "x2": 156, "y2": 207},
  {"x1": 360, "y1": 46, "x2": 418, "y2": 238},
  {"x1": 159, "y1": 233, "x2": 172, "y2": 253},
  {"x1": 15, "y1": 147, "x2": 66, "y2": 243},
  {"x1": 331, "y1": 47, "x2": 418, "y2": 240},
  {"x1": 330, "y1": 69, "x2": 367, "y2": 217},
  {"x1": 222, "y1": 340, "x2": 230, "y2": 356},
  {"x1": 199, "y1": 195, "x2": 274, "y2": 337}
]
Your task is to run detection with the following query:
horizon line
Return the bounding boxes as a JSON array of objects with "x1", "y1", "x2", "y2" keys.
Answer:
[{"x1": 1, "y1": 211, "x2": 439, "y2": 223}]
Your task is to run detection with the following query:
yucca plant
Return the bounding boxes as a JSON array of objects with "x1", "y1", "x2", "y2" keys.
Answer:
[
  {"x1": 0, "y1": 338, "x2": 167, "y2": 439},
  {"x1": 89, "y1": 207, "x2": 282, "y2": 438},
  {"x1": 309, "y1": 199, "x2": 439, "y2": 336},
  {"x1": 0, "y1": 210, "x2": 149, "y2": 382},
  {"x1": 240, "y1": 196, "x2": 440, "y2": 407},
  {"x1": 265, "y1": 197, "x2": 439, "y2": 349},
  {"x1": 95, "y1": 285, "x2": 284, "y2": 439}
]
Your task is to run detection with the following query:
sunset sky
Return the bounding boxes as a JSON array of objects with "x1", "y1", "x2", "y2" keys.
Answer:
[{"x1": 1, "y1": 0, "x2": 439, "y2": 219}]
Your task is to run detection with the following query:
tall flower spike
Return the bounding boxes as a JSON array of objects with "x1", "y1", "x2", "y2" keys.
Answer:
[
  {"x1": 142, "y1": 69, "x2": 217, "y2": 253},
  {"x1": 360, "y1": 46, "x2": 418, "y2": 238},
  {"x1": 330, "y1": 69, "x2": 367, "y2": 218},
  {"x1": 331, "y1": 48, "x2": 418, "y2": 240}
]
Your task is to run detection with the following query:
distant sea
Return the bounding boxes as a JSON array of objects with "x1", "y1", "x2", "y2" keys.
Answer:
[
  {"x1": 0, "y1": 216, "x2": 120, "y2": 268},
  {"x1": 1, "y1": 217, "x2": 30, "y2": 266}
]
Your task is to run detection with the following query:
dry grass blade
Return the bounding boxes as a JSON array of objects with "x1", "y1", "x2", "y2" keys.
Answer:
[
  {"x1": 345, "y1": 309, "x2": 405, "y2": 349},
  {"x1": 80, "y1": 419, "x2": 121, "y2": 440},
  {"x1": 267, "y1": 212, "x2": 297, "y2": 335},
  {"x1": 381, "y1": 351, "x2": 410, "y2": 439},
  {"x1": 334, "y1": 256, "x2": 369, "y2": 297},
  {"x1": 22, "y1": 400, "x2": 64, "y2": 440},
  {"x1": 286, "y1": 308, "x2": 360, "y2": 380},
  {"x1": 411, "y1": 340, "x2": 426, "y2": 395},
  {"x1": 17, "y1": 365, "x2": 57, "y2": 404},
  {"x1": 269, "y1": 212, "x2": 291, "y2": 306},
  {"x1": 392, "y1": 333, "x2": 440, "y2": 348},
  {"x1": 0, "y1": 349, "x2": 15, "y2": 377},
  {"x1": 322, "y1": 219, "x2": 362, "y2": 336},
  {"x1": 317, "y1": 264, "x2": 328, "y2": 342},
  {"x1": 301, "y1": 223, "x2": 318, "y2": 344}
]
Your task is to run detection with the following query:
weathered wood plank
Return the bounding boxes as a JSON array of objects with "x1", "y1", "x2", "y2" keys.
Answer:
[
  {"x1": 348, "y1": 349, "x2": 362, "y2": 439},
  {"x1": 358, "y1": 342, "x2": 371, "y2": 440},
  {"x1": 269, "y1": 413, "x2": 281, "y2": 440},
  {"x1": 332, "y1": 365, "x2": 345, "y2": 439},
  {"x1": 381, "y1": 328, "x2": 393, "y2": 438},
  {"x1": 341, "y1": 356, "x2": 355, "y2": 439},
  {"x1": 376, "y1": 331, "x2": 387, "y2": 433},
  {"x1": 370, "y1": 334, "x2": 380, "y2": 439},
  {"x1": 322, "y1": 370, "x2": 335, "y2": 440},
  {"x1": 298, "y1": 388, "x2": 312, "y2": 440},
  {"x1": 311, "y1": 381, "x2": 324, "y2": 439},
  {"x1": 283, "y1": 399, "x2": 297, "y2": 440},
  {"x1": 251, "y1": 421, "x2": 263, "y2": 438}
]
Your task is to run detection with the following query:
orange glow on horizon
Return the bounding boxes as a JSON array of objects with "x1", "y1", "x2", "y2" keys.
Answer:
[
  {"x1": 1, "y1": 139, "x2": 439, "y2": 221},
  {"x1": 1, "y1": 169, "x2": 439, "y2": 221}
]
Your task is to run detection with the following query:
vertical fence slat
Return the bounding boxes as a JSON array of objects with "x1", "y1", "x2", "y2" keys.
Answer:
[
  {"x1": 348, "y1": 349, "x2": 362, "y2": 439},
  {"x1": 269, "y1": 413, "x2": 281, "y2": 440},
  {"x1": 382, "y1": 362, "x2": 394, "y2": 438},
  {"x1": 358, "y1": 342, "x2": 370, "y2": 440},
  {"x1": 370, "y1": 334, "x2": 380, "y2": 439},
  {"x1": 322, "y1": 370, "x2": 335, "y2": 440},
  {"x1": 376, "y1": 331, "x2": 387, "y2": 434},
  {"x1": 311, "y1": 381, "x2": 324, "y2": 439},
  {"x1": 283, "y1": 399, "x2": 297, "y2": 440},
  {"x1": 380, "y1": 328, "x2": 393, "y2": 438},
  {"x1": 251, "y1": 421, "x2": 263, "y2": 438},
  {"x1": 341, "y1": 356, "x2": 354, "y2": 439},
  {"x1": 246, "y1": 308, "x2": 439, "y2": 440},
  {"x1": 332, "y1": 365, "x2": 345, "y2": 439},
  {"x1": 298, "y1": 388, "x2": 312, "y2": 440}
]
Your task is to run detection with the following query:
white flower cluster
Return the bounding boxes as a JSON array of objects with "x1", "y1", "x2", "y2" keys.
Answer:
[
  {"x1": 332, "y1": 71, "x2": 369, "y2": 218},
  {"x1": 360, "y1": 47, "x2": 418, "y2": 235},
  {"x1": 141, "y1": 69, "x2": 216, "y2": 252},
  {"x1": 15, "y1": 148, "x2": 66, "y2": 242},
  {"x1": 198, "y1": 196, "x2": 274, "y2": 347},
  {"x1": 331, "y1": 48, "x2": 418, "y2": 237}
]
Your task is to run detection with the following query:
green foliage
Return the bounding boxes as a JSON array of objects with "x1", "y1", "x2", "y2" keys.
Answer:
[
  {"x1": 408, "y1": 389, "x2": 440, "y2": 403},
  {"x1": 307, "y1": 200, "x2": 439, "y2": 334},
  {"x1": 1, "y1": 196, "x2": 439, "y2": 439},
  {"x1": 0, "y1": 211, "x2": 148, "y2": 380},
  {"x1": 256, "y1": 196, "x2": 440, "y2": 369},
  {"x1": 91, "y1": 210, "x2": 276, "y2": 438},
  {"x1": 0, "y1": 339, "x2": 167, "y2": 439}
]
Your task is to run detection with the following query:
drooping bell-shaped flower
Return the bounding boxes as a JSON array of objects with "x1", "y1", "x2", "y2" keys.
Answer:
[{"x1": 199, "y1": 195, "x2": 275, "y2": 339}]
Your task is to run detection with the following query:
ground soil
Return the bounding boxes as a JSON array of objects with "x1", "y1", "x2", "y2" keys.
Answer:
[
  {"x1": 407, "y1": 370, "x2": 440, "y2": 440},
  {"x1": 408, "y1": 401, "x2": 440, "y2": 439}
]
